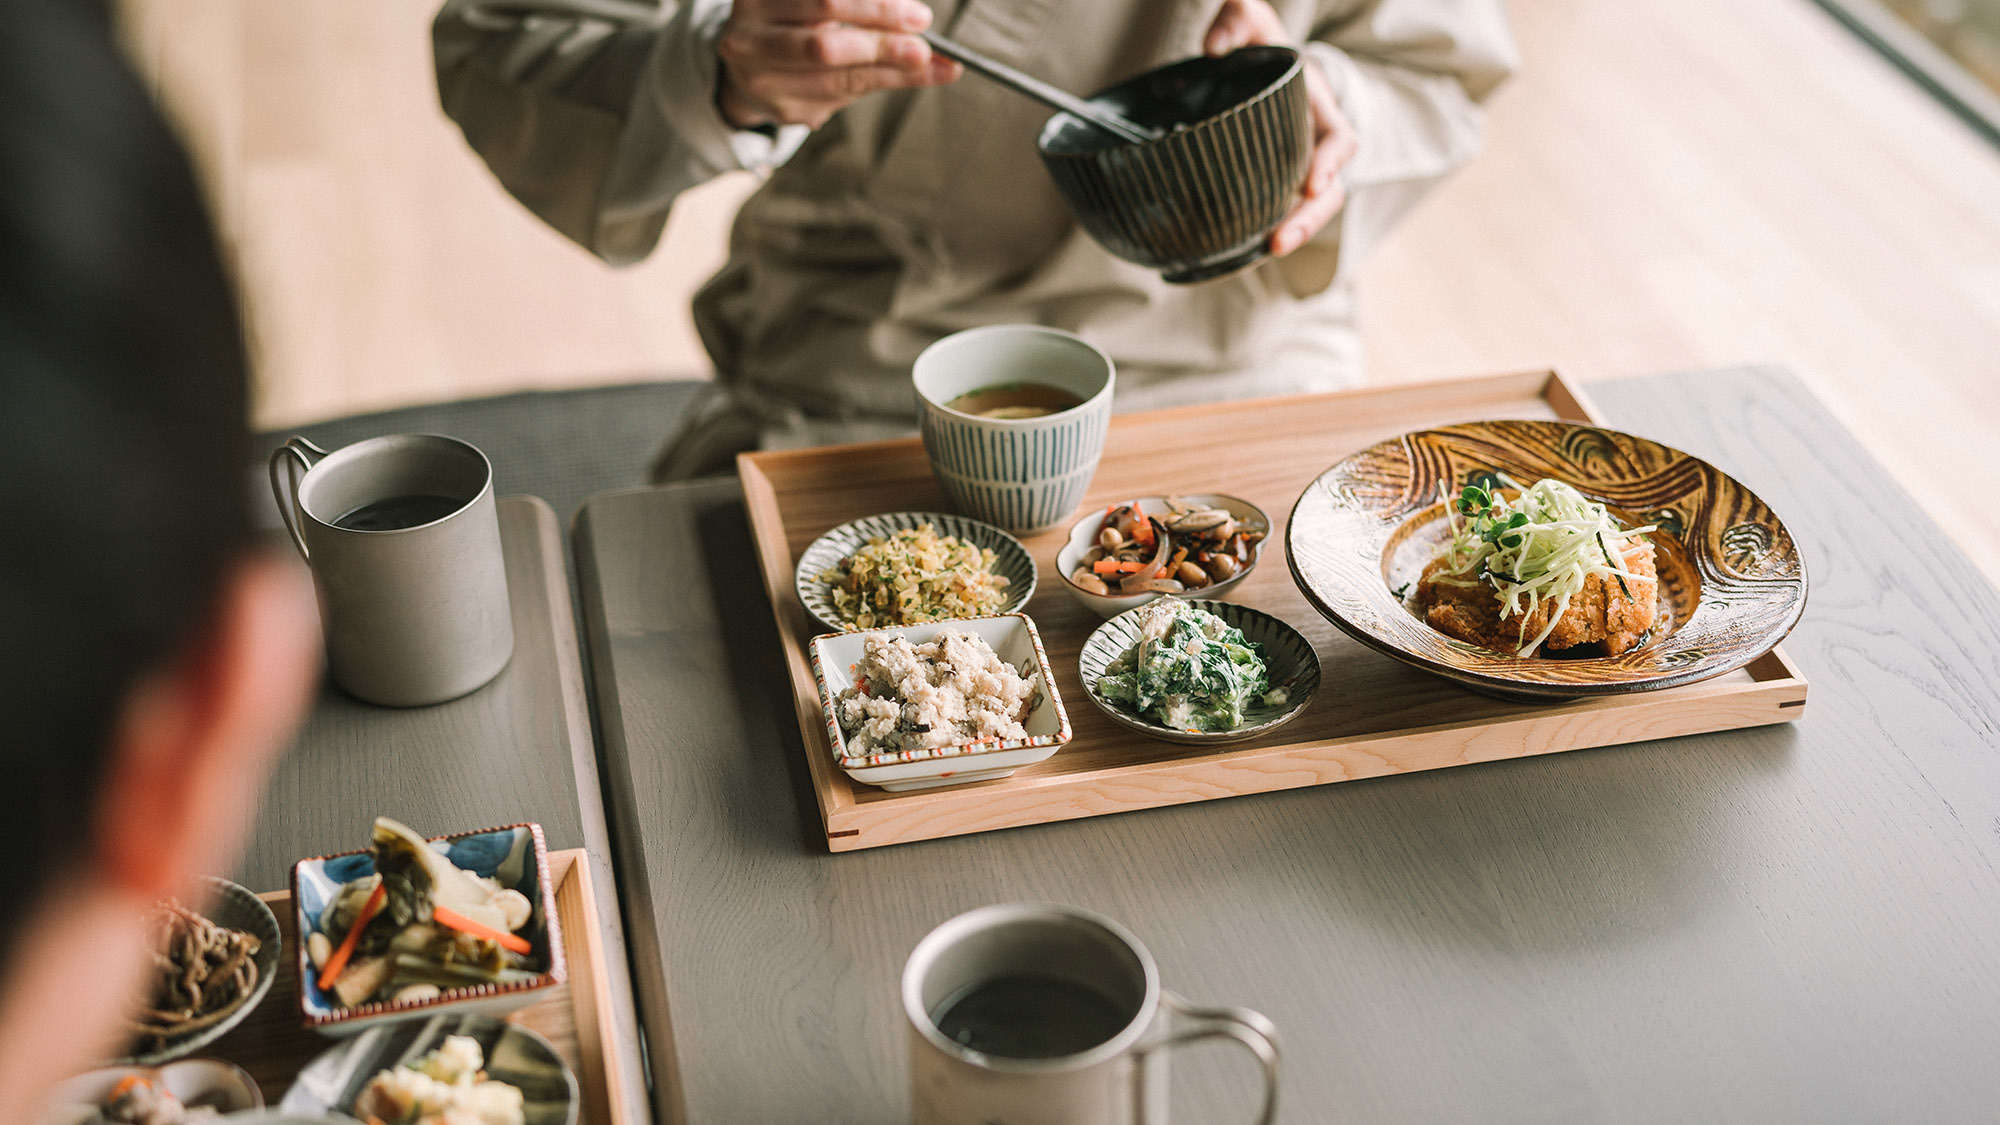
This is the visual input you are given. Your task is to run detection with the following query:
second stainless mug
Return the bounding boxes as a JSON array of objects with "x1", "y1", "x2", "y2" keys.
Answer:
[
  {"x1": 269, "y1": 433, "x2": 513, "y2": 707},
  {"x1": 904, "y1": 903, "x2": 1280, "y2": 1125}
]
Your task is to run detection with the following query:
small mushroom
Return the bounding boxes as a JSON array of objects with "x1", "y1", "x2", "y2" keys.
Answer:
[{"x1": 1166, "y1": 508, "x2": 1231, "y2": 534}]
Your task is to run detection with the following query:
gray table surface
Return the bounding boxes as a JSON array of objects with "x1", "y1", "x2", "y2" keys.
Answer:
[
  {"x1": 574, "y1": 367, "x2": 2000, "y2": 1124},
  {"x1": 239, "y1": 495, "x2": 648, "y2": 1123}
]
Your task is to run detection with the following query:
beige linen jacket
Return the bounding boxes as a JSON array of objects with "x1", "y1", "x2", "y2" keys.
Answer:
[{"x1": 435, "y1": 0, "x2": 1514, "y2": 440}]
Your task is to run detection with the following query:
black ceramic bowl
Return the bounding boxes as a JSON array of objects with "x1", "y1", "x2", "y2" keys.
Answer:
[{"x1": 1037, "y1": 46, "x2": 1311, "y2": 284}]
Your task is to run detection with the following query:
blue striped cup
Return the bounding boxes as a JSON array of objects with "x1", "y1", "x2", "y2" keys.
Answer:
[{"x1": 914, "y1": 325, "x2": 1114, "y2": 535}]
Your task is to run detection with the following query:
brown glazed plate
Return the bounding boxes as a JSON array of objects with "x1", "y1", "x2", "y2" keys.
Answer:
[{"x1": 1287, "y1": 420, "x2": 1808, "y2": 699}]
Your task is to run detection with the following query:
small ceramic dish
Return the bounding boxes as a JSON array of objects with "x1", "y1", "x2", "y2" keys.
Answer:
[
  {"x1": 279, "y1": 1013, "x2": 577, "y2": 1125},
  {"x1": 44, "y1": 1059, "x2": 262, "y2": 1125},
  {"x1": 811, "y1": 613, "x2": 1072, "y2": 791},
  {"x1": 114, "y1": 877, "x2": 280, "y2": 1065},
  {"x1": 1287, "y1": 420, "x2": 1808, "y2": 700},
  {"x1": 796, "y1": 511, "x2": 1038, "y2": 634},
  {"x1": 1079, "y1": 600, "x2": 1320, "y2": 746},
  {"x1": 291, "y1": 822, "x2": 564, "y2": 1036},
  {"x1": 1055, "y1": 494, "x2": 1271, "y2": 618}
]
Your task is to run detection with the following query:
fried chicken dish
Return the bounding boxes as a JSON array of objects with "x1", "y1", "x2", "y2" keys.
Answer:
[{"x1": 1409, "y1": 477, "x2": 1661, "y2": 658}]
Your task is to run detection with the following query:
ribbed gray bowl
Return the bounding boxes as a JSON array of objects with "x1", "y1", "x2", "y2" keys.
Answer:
[
  {"x1": 1038, "y1": 46, "x2": 1311, "y2": 284},
  {"x1": 1080, "y1": 599, "x2": 1320, "y2": 745},
  {"x1": 797, "y1": 511, "x2": 1037, "y2": 634}
]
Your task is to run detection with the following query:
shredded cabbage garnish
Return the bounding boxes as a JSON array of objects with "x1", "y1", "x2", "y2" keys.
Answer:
[{"x1": 1432, "y1": 476, "x2": 1658, "y2": 656}]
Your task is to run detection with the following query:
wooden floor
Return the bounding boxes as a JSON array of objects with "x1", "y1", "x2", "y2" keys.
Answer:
[{"x1": 121, "y1": 0, "x2": 1998, "y2": 585}]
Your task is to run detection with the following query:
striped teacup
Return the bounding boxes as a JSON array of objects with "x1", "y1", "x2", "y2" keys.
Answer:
[{"x1": 914, "y1": 325, "x2": 1114, "y2": 535}]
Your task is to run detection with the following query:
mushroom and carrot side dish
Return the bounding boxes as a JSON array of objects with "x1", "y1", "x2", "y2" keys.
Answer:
[
  {"x1": 1409, "y1": 477, "x2": 1660, "y2": 658},
  {"x1": 1066, "y1": 500, "x2": 1265, "y2": 597},
  {"x1": 309, "y1": 818, "x2": 542, "y2": 1009}
]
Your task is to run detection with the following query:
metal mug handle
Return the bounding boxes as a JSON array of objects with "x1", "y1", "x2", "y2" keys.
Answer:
[
  {"x1": 1131, "y1": 990, "x2": 1281, "y2": 1125},
  {"x1": 267, "y1": 436, "x2": 330, "y2": 560}
]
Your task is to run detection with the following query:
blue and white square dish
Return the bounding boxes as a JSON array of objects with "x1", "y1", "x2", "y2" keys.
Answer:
[
  {"x1": 291, "y1": 821, "x2": 564, "y2": 1036},
  {"x1": 810, "y1": 613, "x2": 1071, "y2": 791}
]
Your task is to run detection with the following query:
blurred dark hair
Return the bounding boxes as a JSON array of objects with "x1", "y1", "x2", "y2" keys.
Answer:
[{"x1": 0, "y1": 0, "x2": 252, "y2": 956}]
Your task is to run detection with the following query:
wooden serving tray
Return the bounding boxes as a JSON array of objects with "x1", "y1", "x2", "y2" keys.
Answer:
[
  {"x1": 207, "y1": 849, "x2": 632, "y2": 1124},
  {"x1": 740, "y1": 371, "x2": 1809, "y2": 852}
]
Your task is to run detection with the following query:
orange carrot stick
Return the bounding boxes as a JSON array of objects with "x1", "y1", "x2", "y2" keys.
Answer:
[
  {"x1": 431, "y1": 905, "x2": 532, "y2": 955},
  {"x1": 319, "y1": 882, "x2": 386, "y2": 989}
]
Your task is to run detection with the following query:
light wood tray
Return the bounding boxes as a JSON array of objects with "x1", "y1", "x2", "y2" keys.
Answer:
[
  {"x1": 208, "y1": 849, "x2": 632, "y2": 1124},
  {"x1": 741, "y1": 371, "x2": 1809, "y2": 852}
]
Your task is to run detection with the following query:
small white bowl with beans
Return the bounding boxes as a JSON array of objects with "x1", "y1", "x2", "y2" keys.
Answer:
[{"x1": 1054, "y1": 494, "x2": 1270, "y2": 618}]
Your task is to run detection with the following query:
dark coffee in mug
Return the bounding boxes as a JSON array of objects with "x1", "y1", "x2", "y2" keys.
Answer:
[
  {"x1": 931, "y1": 973, "x2": 1132, "y2": 1059},
  {"x1": 331, "y1": 493, "x2": 465, "y2": 532}
]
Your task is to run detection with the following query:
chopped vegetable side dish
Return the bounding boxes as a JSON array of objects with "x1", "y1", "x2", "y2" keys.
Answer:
[
  {"x1": 1096, "y1": 602, "x2": 1279, "y2": 732},
  {"x1": 822, "y1": 524, "x2": 1011, "y2": 629}
]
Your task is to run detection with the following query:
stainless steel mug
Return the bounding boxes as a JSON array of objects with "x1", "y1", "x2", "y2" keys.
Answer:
[
  {"x1": 903, "y1": 903, "x2": 1280, "y2": 1125},
  {"x1": 268, "y1": 434, "x2": 513, "y2": 707}
]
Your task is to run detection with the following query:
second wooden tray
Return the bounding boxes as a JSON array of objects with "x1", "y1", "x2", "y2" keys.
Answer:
[
  {"x1": 205, "y1": 849, "x2": 633, "y2": 1124},
  {"x1": 740, "y1": 371, "x2": 1809, "y2": 852}
]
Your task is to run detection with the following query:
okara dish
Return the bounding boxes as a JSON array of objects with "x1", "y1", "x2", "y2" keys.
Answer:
[
  {"x1": 1056, "y1": 494, "x2": 1268, "y2": 617},
  {"x1": 1081, "y1": 600, "x2": 1319, "y2": 746},
  {"x1": 1288, "y1": 420, "x2": 1807, "y2": 699},
  {"x1": 795, "y1": 512, "x2": 1036, "y2": 634},
  {"x1": 811, "y1": 614, "x2": 1071, "y2": 791},
  {"x1": 115, "y1": 879, "x2": 279, "y2": 1066},
  {"x1": 293, "y1": 820, "x2": 564, "y2": 1035}
]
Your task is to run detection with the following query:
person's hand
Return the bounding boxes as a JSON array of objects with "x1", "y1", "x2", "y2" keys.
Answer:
[
  {"x1": 716, "y1": 0, "x2": 962, "y2": 131},
  {"x1": 1203, "y1": 0, "x2": 1358, "y2": 256}
]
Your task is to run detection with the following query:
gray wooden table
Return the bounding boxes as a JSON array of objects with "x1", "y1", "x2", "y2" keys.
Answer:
[
  {"x1": 239, "y1": 495, "x2": 649, "y2": 1123},
  {"x1": 574, "y1": 366, "x2": 2000, "y2": 1124}
]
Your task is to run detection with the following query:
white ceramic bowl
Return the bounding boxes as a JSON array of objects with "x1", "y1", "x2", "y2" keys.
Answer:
[
  {"x1": 1055, "y1": 495, "x2": 1270, "y2": 618},
  {"x1": 1079, "y1": 600, "x2": 1320, "y2": 745},
  {"x1": 914, "y1": 325, "x2": 1115, "y2": 534},
  {"x1": 811, "y1": 614, "x2": 1071, "y2": 791},
  {"x1": 45, "y1": 1060, "x2": 262, "y2": 1125}
]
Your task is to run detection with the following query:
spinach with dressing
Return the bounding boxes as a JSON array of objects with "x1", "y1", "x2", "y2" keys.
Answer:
[{"x1": 1096, "y1": 603, "x2": 1284, "y2": 732}]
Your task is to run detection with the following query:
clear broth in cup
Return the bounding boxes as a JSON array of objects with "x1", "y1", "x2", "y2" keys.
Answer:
[{"x1": 945, "y1": 381, "x2": 1085, "y2": 420}]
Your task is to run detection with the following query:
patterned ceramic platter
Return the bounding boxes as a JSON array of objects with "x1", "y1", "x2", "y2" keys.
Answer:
[
  {"x1": 1287, "y1": 420, "x2": 1807, "y2": 699},
  {"x1": 796, "y1": 511, "x2": 1036, "y2": 634},
  {"x1": 1079, "y1": 600, "x2": 1321, "y2": 745}
]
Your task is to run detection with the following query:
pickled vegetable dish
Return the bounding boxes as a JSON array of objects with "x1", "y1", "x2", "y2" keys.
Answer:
[{"x1": 307, "y1": 818, "x2": 543, "y2": 1010}]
